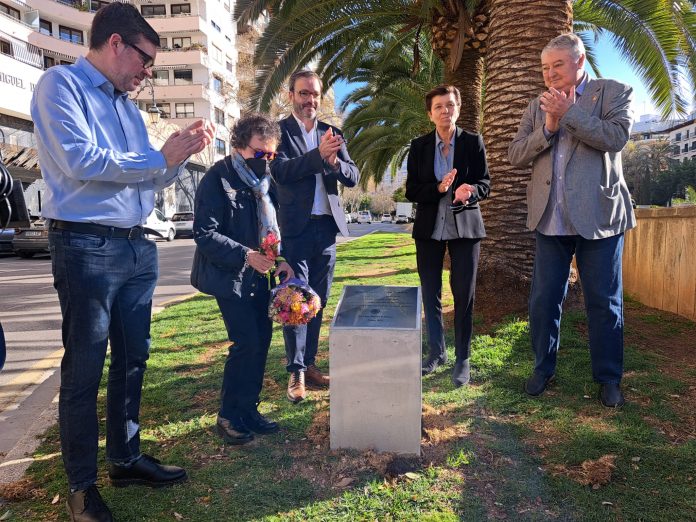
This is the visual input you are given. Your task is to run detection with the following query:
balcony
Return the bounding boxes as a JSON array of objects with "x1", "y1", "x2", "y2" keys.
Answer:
[
  {"x1": 0, "y1": 28, "x2": 43, "y2": 69},
  {"x1": 147, "y1": 15, "x2": 206, "y2": 35},
  {"x1": 29, "y1": 0, "x2": 93, "y2": 27},
  {"x1": 155, "y1": 48, "x2": 207, "y2": 68},
  {"x1": 133, "y1": 82, "x2": 207, "y2": 102},
  {"x1": 27, "y1": 30, "x2": 86, "y2": 61}
]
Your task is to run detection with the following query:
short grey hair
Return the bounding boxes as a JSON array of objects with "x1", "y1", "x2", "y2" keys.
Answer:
[{"x1": 542, "y1": 33, "x2": 585, "y2": 62}]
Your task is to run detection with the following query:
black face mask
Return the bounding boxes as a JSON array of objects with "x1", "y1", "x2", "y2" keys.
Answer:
[{"x1": 245, "y1": 157, "x2": 268, "y2": 178}]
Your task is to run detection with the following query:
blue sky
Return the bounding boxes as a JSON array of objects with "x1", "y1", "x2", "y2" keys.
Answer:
[{"x1": 333, "y1": 34, "x2": 691, "y2": 120}]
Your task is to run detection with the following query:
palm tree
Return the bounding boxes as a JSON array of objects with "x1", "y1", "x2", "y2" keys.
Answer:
[{"x1": 339, "y1": 31, "x2": 442, "y2": 187}]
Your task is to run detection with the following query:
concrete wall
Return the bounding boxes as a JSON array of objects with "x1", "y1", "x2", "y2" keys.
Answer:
[{"x1": 623, "y1": 206, "x2": 696, "y2": 321}]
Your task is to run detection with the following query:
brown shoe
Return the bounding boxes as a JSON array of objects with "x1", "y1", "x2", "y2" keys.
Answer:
[
  {"x1": 67, "y1": 485, "x2": 113, "y2": 522},
  {"x1": 305, "y1": 364, "x2": 330, "y2": 388},
  {"x1": 287, "y1": 370, "x2": 307, "y2": 403}
]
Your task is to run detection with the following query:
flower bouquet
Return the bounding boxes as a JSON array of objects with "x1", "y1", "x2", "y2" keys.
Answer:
[
  {"x1": 256, "y1": 231, "x2": 285, "y2": 289},
  {"x1": 268, "y1": 278, "x2": 322, "y2": 326}
]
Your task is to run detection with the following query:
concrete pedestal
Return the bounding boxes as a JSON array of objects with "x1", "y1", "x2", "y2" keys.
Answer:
[{"x1": 329, "y1": 286, "x2": 421, "y2": 455}]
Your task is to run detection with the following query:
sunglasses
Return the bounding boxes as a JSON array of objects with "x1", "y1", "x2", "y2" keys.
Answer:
[
  {"x1": 253, "y1": 149, "x2": 277, "y2": 161},
  {"x1": 123, "y1": 40, "x2": 155, "y2": 69}
]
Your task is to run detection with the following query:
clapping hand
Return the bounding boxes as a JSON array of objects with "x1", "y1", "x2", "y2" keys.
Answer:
[
  {"x1": 319, "y1": 127, "x2": 343, "y2": 168},
  {"x1": 438, "y1": 168, "x2": 457, "y2": 193},
  {"x1": 161, "y1": 120, "x2": 215, "y2": 167},
  {"x1": 453, "y1": 183, "x2": 475, "y2": 204},
  {"x1": 540, "y1": 87, "x2": 574, "y2": 132}
]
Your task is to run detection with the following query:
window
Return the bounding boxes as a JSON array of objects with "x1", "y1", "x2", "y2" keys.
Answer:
[
  {"x1": 175, "y1": 103, "x2": 194, "y2": 118},
  {"x1": 226, "y1": 60, "x2": 233, "y2": 73},
  {"x1": 39, "y1": 19, "x2": 52, "y2": 36},
  {"x1": 211, "y1": 20, "x2": 221, "y2": 32},
  {"x1": 171, "y1": 3, "x2": 190, "y2": 14},
  {"x1": 0, "y1": 3, "x2": 20, "y2": 20},
  {"x1": 60, "y1": 59, "x2": 74, "y2": 65},
  {"x1": 676, "y1": 132, "x2": 682, "y2": 142},
  {"x1": 43, "y1": 55, "x2": 56, "y2": 69},
  {"x1": 59, "y1": 25, "x2": 84, "y2": 45},
  {"x1": 0, "y1": 38, "x2": 11, "y2": 56},
  {"x1": 173, "y1": 69, "x2": 193, "y2": 85},
  {"x1": 141, "y1": 4, "x2": 165, "y2": 16},
  {"x1": 210, "y1": 44, "x2": 222, "y2": 63},
  {"x1": 687, "y1": 129, "x2": 691, "y2": 139},
  {"x1": 159, "y1": 37, "x2": 167, "y2": 48},
  {"x1": 214, "y1": 108, "x2": 225, "y2": 125},
  {"x1": 90, "y1": 0, "x2": 109, "y2": 12},
  {"x1": 172, "y1": 36, "x2": 191, "y2": 49},
  {"x1": 152, "y1": 69, "x2": 169, "y2": 86},
  {"x1": 683, "y1": 144, "x2": 689, "y2": 153},
  {"x1": 692, "y1": 141, "x2": 696, "y2": 151},
  {"x1": 147, "y1": 102, "x2": 170, "y2": 119},
  {"x1": 215, "y1": 138, "x2": 226, "y2": 155},
  {"x1": 212, "y1": 76, "x2": 222, "y2": 94}
]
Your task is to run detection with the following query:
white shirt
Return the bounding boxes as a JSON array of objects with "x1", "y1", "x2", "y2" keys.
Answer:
[{"x1": 292, "y1": 113, "x2": 331, "y2": 216}]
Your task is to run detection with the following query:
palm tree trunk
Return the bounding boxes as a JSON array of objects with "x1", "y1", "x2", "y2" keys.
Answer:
[
  {"x1": 481, "y1": 0, "x2": 572, "y2": 279},
  {"x1": 446, "y1": 49, "x2": 484, "y2": 133}
]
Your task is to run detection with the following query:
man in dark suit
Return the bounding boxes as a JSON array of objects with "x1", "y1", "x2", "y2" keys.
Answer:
[
  {"x1": 271, "y1": 70, "x2": 360, "y2": 403},
  {"x1": 406, "y1": 84, "x2": 490, "y2": 387}
]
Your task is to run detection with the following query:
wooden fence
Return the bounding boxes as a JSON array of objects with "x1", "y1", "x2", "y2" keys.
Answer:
[{"x1": 623, "y1": 206, "x2": 696, "y2": 322}]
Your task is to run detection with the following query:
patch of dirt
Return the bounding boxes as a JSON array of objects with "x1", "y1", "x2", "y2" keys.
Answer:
[
  {"x1": 421, "y1": 404, "x2": 472, "y2": 447},
  {"x1": 0, "y1": 478, "x2": 46, "y2": 502},
  {"x1": 622, "y1": 301, "x2": 696, "y2": 443},
  {"x1": 548, "y1": 454, "x2": 617, "y2": 488}
]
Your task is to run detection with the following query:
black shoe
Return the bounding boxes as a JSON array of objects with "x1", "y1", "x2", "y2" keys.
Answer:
[
  {"x1": 215, "y1": 415, "x2": 254, "y2": 445},
  {"x1": 524, "y1": 372, "x2": 555, "y2": 396},
  {"x1": 599, "y1": 383, "x2": 625, "y2": 408},
  {"x1": 241, "y1": 409, "x2": 279, "y2": 434},
  {"x1": 108, "y1": 454, "x2": 187, "y2": 488},
  {"x1": 422, "y1": 355, "x2": 447, "y2": 375},
  {"x1": 66, "y1": 485, "x2": 113, "y2": 522},
  {"x1": 451, "y1": 359, "x2": 471, "y2": 388}
]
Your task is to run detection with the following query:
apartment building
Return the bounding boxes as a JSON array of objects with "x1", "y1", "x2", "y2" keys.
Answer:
[
  {"x1": 0, "y1": 0, "x2": 240, "y2": 214},
  {"x1": 664, "y1": 114, "x2": 696, "y2": 162}
]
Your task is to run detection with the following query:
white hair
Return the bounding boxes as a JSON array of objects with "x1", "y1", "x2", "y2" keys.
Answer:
[{"x1": 542, "y1": 33, "x2": 585, "y2": 62}]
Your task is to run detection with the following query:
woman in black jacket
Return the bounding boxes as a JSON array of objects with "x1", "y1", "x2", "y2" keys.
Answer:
[
  {"x1": 191, "y1": 113, "x2": 293, "y2": 445},
  {"x1": 405, "y1": 84, "x2": 490, "y2": 387}
]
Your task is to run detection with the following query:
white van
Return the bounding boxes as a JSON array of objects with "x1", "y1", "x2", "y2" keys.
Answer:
[{"x1": 356, "y1": 211, "x2": 372, "y2": 224}]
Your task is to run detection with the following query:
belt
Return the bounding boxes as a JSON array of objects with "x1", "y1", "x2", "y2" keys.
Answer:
[
  {"x1": 310, "y1": 214, "x2": 331, "y2": 220},
  {"x1": 50, "y1": 219, "x2": 145, "y2": 239}
]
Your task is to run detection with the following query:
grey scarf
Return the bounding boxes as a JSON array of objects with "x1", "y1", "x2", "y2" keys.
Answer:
[{"x1": 228, "y1": 152, "x2": 281, "y2": 246}]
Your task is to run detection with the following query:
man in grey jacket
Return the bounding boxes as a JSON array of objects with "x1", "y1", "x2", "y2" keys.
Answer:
[{"x1": 508, "y1": 33, "x2": 636, "y2": 408}]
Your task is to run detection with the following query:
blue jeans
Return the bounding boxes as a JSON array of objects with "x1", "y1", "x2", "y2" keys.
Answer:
[
  {"x1": 529, "y1": 231, "x2": 625, "y2": 384},
  {"x1": 216, "y1": 287, "x2": 272, "y2": 419},
  {"x1": 49, "y1": 228, "x2": 158, "y2": 491},
  {"x1": 282, "y1": 216, "x2": 337, "y2": 372}
]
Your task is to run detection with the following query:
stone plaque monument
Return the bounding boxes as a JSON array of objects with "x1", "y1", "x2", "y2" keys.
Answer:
[{"x1": 330, "y1": 285, "x2": 421, "y2": 455}]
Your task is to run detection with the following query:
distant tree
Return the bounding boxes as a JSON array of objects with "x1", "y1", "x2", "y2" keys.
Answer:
[
  {"x1": 651, "y1": 158, "x2": 696, "y2": 205},
  {"x1": 622, "y1": 139, "x2": 672, "y2": 205},
  {"x1": 369, "y1": 191, "x2": 395, "y2": 215},
  {"x1": 392, "y1": 186, "x2": 408, "y2": 203},
  {"x1": 342, "y1": 186, "x2": 364, "y2": 214}
]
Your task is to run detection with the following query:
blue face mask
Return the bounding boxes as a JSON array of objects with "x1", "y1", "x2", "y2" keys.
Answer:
[{"x1": 245, "y1": 157, "x2": 268, "y2": 178}]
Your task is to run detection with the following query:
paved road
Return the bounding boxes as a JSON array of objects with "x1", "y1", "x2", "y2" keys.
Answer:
[{"x1": 0, "y1": 222, "x2": 407, "y2": 482}]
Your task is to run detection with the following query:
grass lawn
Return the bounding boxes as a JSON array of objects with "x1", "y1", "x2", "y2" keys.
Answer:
[{"x1": 2, "y1": 232, "x2": 695, "y2": 521}]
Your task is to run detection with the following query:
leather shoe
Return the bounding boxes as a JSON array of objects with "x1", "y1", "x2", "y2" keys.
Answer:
[
  {"x1": 241, "y1": 409, "x2": 279, "y2": 434},
  {"x1": 524, "y1": 372, "x2": 555, "y2": 396},
  {"x1": 287, "y1": 370, "x2": 307, "y2": 403},
  {"x1": 66, "y1": 485, "x2": 113, "y2": 522},
  {"x1": 599, "y1": 383, "x2": 625, "y2": 408},
  {"x1": 109, "y1": 454, "x2": 187, "y2": 488},
  {"x1": 422, "y1": 354, "x2": 447, "y2": 375},
  {"x1": 305, "y1": 364, "x2": 330, "y2": 387},
  {"x1": 451, "y1": 359, "x2": 470, "y2": 387},
  {"x1": 216, "y1": 415, "x2": 254, "y2": 445}
]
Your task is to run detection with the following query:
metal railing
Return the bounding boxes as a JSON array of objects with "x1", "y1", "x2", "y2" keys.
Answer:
[{"x1": 0, "y1": 28, "x2": 43, "y2": 69}]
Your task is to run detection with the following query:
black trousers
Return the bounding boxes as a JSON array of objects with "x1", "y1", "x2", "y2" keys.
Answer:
[
  {"x1": 415, "y1": 237, "x2": 481, "y2": 361},
  {"x1": 216, "y1": 288, "x2": 272, "y2": 418}
]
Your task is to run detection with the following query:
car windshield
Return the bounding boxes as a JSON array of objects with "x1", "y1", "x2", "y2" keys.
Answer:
[{"x1": 172, "y1": 213, "x2": 193, "y2": 221}]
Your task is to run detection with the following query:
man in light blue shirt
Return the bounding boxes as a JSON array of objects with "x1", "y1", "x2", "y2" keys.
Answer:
[{"x1": 30, "y1": 4, "x2": 213, "y2": 521}]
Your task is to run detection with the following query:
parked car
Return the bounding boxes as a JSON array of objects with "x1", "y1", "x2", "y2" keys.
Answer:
[
  {"x1": 344, "y1": 212, "x2": 353, "y2": 224},
  {"x1": 171, "y1": 211, "x2": 194, "y2": 238},
  {"x1": 144, "y1": 208, "x2": 176, "y2": 241},
  {"x1": 356, "y1": 211, "x2": 372, "y2": 224},
  {"x1": 380, "y1": 213, "x2": 392, "y2": 223},
  {"x1": 12, "y1": 217, "x2": 49, "y2": 258},
  {"x1": 0, "y1": 228, "x2": 14, "y2": 255}
]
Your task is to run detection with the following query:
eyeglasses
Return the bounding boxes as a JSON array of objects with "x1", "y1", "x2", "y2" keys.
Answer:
[
  {"x1": 294, "y1": 90, "x2": 321, "y2": 100},
  {"x1": 450, "y1": 195, "x2": 478, "y2": 213},
  {"x1": 253, "y1": 148, "x2": 277, "y2": 161},
  {"x1": 123, "y1": 40, "x2": 155, "y2": 69}
]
